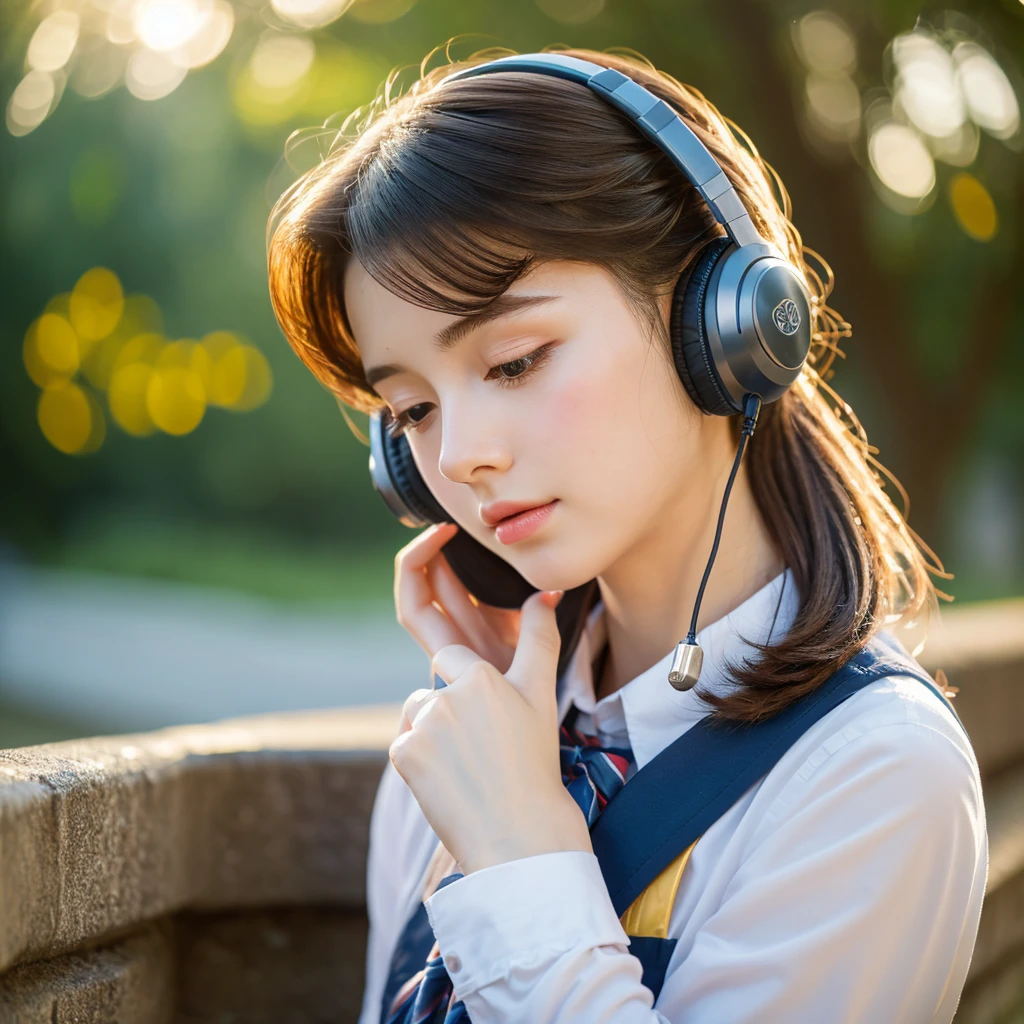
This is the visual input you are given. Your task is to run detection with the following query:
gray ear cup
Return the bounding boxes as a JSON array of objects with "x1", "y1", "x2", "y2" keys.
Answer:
[
  {"x1": 670, "y1": 236, "x2": 738, "y2": 416},
  {"x1": 670, "y1": 237, "x2": 813, "y2": 416}
]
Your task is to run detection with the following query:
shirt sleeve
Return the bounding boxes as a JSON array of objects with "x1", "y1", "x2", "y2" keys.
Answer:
[{"x1": 423, "y1": 717, "x2": 987, "y2": 1024}]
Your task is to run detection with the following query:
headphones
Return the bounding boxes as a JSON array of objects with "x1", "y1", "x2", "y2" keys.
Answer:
[{"x1": 365, "y1": 53, "x2": 812, "y2": 617}]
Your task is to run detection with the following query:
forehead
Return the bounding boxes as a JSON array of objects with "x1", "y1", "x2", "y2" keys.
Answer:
[{"x1": 343, "y1": 258, "x2": 459, "y2": 358}]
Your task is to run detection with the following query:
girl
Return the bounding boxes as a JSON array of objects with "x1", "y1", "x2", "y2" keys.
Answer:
[{"x1": 266, "y1": 47, "x2": 987, "y2": 1024}]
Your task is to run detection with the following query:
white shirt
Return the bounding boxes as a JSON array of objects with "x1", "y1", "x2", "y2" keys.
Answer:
[{"x1": 357, "y1": 569, "x2": 988, "y2": 1024}]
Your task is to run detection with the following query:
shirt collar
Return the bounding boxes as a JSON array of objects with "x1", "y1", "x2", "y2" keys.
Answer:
[{"x1": 555, "y1": 568, "x2": 798, "y2": 770}]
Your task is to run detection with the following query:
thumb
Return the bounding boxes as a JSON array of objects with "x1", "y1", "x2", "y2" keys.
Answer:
[{"x1": 505, "y1": 589, "x2": 563, "y2": 709}]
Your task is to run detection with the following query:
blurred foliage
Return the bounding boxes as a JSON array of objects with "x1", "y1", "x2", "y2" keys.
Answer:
[{"x1": 1, "y1": 0, "x2": 1022, "y2": 601}]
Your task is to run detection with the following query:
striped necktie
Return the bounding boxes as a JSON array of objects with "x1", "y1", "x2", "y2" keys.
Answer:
[{"x1": 383, "y1": 703, "x2": 636, "y2": 1024}]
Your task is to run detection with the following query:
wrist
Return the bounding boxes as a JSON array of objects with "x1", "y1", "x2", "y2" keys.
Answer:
[{"x1": 461, "y1": 797, "x2": 593, "y2": 874}]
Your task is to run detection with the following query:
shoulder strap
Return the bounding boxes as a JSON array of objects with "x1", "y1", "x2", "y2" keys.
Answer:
[{"x1": 590, "y1": 632, "x2": 963, "y2": 917}]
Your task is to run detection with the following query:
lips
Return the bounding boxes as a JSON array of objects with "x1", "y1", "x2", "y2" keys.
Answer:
[{"x1": 480, "y1": 499, "x2": 555, "y2": 528}]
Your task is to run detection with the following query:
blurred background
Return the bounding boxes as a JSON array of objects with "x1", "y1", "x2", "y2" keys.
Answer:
[{"x1": 1, "y1": 0, "x2": 1022, "y2": 747}]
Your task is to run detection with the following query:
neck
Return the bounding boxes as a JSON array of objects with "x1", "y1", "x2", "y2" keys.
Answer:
[{"x1": 594, "y1": 444, "x2": 784, "y2": 703}]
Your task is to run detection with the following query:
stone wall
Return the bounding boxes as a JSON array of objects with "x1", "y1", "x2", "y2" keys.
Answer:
[{"x1": 1, "y1": 602, "x2": 1022, "y2": 1022}]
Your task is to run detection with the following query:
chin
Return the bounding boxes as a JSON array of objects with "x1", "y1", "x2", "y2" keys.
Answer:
[{"x1": 504, "y1": 545, "x2": 601, "y2": 595}]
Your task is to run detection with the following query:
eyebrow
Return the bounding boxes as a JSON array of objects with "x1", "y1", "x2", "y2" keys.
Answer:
[{"x1": 363, "y1": 294, "x2": 558, "y2": 389}]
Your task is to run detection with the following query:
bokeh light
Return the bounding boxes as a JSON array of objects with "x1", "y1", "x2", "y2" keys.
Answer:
[
  {"x1": 954, "y1": 42, "x2": 1020, "y2": 140},
  {"x1": 892, "y1": 30, "x2": 966, "y2": 140},
  {"x1": 794, "y1": 13, "x2": 1020, "y2": 224},
  {"x1": 109, "y1": 361, "x2": 157, "y2": 435},
  {"x1": 37, "y1": 382, "x2": 100, "y2": 454},
  {"x1": 70, "y1": 267, "x2": 125, "y2": 342},
  {"x1": 7, "y1": 0, "x2": 237, "y2": 132},
  {"x1": 28, "y1": 11, "x2": 82, "y2": 73},
  {"x1": 209, "y1": 342, "x2": 273, "y2": 410},
  {"x1": 183, "y1": 0, "x2": 234, "y2": 68},
  {"x1": 792, "y1": 11, "x2": 857, "y2": 75},
  {"x1": 36, "y1": 314, "x2": 82, "y2": 377},
  {"x1": 869, "y1": 121, "x2": 936, "y2": 200},
  {"x1": 133, "y1": 0, "x2": 213, "y2": 52},
  {"x1": 6, "y1": 0, "x2": 389, "y2": 134},
  {"x1": 6, "y1": 71, "x2": 59, "y2": 137},
  {"x1": 805, "y1": 73, "x2": 861, "y2": 143},
  {"x1": 69, "y1": 36, "x2": 128, "y2": 99},
  {"x1": 270, "y1": 0, "x2": 354, "y2": 31},
  {"x1": 250, "y1": 32, "x2": 316, "y2": 92},
  {"x1": 23, "y1": 269, "x2": 272, "y2": 454},
  {"x1": 81, "y1": 294, "x2": 163, "y2": 389},
  {"x1": 147, "y1": 364, "x2": 206, "y2": 434},
  {"x1": 948, "y1": 172, "x2": 998, "y2": 242},
  {"x1": 125, "y1": 47, "x2": 188, "y2": 101}
]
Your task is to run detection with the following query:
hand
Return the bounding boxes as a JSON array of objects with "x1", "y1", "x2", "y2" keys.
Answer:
[
  {"x1": 388, "y1": 588, "x2": 593, "y2": 875},
  {"x1": 394, "y1": 521, "x2": 522, "y2": 674}
]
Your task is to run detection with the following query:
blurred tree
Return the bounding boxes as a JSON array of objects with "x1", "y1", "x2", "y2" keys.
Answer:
[
  {"x1": 707, "y1": 0, "x2": 1024, "y2": 546},
  {"x1": 0, "y1": 0, "x2": 1021, "y2": 598}
]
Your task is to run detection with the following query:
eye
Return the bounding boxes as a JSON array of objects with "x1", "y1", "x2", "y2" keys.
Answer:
[
  {"x1": 386, "y1": 343, "x2": 555, "y2": 438},
  {"x1": 485, "y1": 342, "x2": 554, "y2": 388},
  {"x1": 385, "y1": 403, "x2": 432, "y2": 439}
]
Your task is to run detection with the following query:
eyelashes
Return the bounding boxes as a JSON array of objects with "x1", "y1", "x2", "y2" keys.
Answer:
[{"x1": 385, "y1": 342, "x2": 555, "y2": 439}]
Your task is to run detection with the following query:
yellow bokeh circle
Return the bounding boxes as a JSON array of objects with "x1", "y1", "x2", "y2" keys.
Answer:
[
  {"x1": 948, "y1": 173, "x2": 998, "y2": 242},
  {"x1": 38, "y1": 381, "x2": 96, "y2": 454},
  {"x1": 80, "y1": 296, "x2": 164, "y2": 390},
  {"x1": 23, "y1": 318, "x2": 70, "y2": 388},
  {"x1": 210, "y1": 344, "x2": 272, "y2": 410},
  {"x1": 35, "y1": 313, "x2": 80, "y2": 375},
  {"x1": 147, "y1": 365, "x2": 206, "y2": 435},
  {"x1": 70, "y1": 266, "x2": 125, "y2": 342},
  {"x1": 109, "y1": 362, "x2": 156, "y2": 436},
  {"x1": 112, "y1": 332, "x2": 163, "y2": 375}
]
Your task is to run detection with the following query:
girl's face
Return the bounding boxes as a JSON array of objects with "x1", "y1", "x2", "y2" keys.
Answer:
[{"x1": 344, "y1": 258, "x2": 722, "y2": 593}]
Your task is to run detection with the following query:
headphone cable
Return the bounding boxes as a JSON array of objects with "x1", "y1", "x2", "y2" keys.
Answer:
[{"x1": 668, "y1": 392, "x2": 763, "y2": 689}]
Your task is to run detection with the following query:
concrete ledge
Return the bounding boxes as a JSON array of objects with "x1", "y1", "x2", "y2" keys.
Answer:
[
  {"x1": 0, "y1": 707, "x2": 397, "y2": 975},
  {"x1": 0, "y1": 922, "x2": 175, "y2": 1023}
]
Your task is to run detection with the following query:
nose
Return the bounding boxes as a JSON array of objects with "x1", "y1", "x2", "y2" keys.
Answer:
[{"x1": 437, "y1": 394, "x2": 513, "y2": 485}]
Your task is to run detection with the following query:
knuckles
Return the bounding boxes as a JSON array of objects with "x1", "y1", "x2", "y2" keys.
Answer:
[
  {"x1": 388, "y1": 730, "x2": 418, "y2": 774},
  {"x1": 430, "y1": 647, "x2": 494, "y2": 686}
]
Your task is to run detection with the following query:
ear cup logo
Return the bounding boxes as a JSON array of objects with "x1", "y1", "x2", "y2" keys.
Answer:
[{"x1": 771, "y1": 298, "x2": 802, "y2": 336}]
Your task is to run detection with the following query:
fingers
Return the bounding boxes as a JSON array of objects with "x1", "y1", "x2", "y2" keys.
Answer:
[
  {"x1": 477, "y1": 603, "x2": 522, "y2": 650},
  {"x1": 506, "y1": 590, "x2": 564, "y2": 709},
  {"x1": 397, "y1": 642, "x2": 489, "y2": 737},
  {"x1": 427, "y1": 555, "x2": 499, "y2": 655},
  {"x1": 431, "y1": 643, "x2": 483, "y2": 687},
  {"x1": 399, "y1": 686, "x2": 439, "y2": 735},
  {"x1": 394, "y1": 522, "x2": 463, "y2": 655}
]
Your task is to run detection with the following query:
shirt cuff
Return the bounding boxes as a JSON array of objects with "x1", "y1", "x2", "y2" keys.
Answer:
[{"x1": 423, "y1": 850, "x2": 630, "y2": 997}]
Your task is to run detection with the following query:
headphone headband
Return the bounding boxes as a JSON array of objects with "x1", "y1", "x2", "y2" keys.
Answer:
[{"x1": 444, "y1": 53, "x2": 761, "y2": 249}]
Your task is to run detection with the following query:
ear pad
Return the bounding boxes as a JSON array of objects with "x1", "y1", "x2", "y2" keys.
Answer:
[
  {"x1": 380, "y1": 425, "x2": 448, "y2": 524},
  {"x1": 670, "y1": 235, "x2": 739, "y2": 417}
]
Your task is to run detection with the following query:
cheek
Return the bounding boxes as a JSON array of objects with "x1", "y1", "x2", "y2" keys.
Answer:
[{"x1": 551, "y1": 343, "x2": 681, "y2": 488}]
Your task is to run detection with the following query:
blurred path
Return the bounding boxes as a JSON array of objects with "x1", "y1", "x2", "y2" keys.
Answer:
[{"x1": 0, "y1": 563, "x2": 426, "y2": 734}]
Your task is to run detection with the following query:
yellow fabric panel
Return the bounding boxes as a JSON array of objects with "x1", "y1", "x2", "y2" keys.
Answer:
[{"x1": 618, "y1": 838, "x2": 699, "y2": 939}]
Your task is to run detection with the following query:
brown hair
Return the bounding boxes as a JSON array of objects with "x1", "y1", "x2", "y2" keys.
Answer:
[{"x1": 266, "y1": 45, "x2": 947, "y2": 724}]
